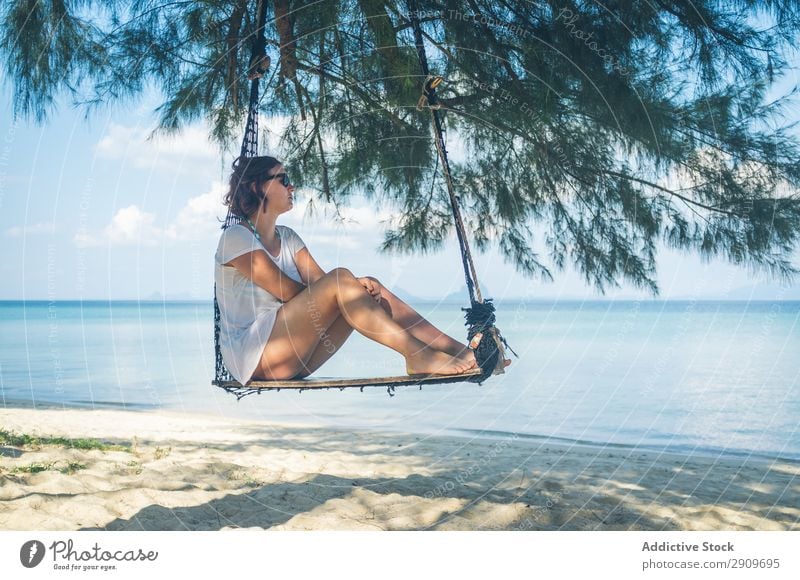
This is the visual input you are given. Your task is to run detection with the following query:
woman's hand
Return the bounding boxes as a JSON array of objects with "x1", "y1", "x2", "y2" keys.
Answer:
[
  {"x1": 356, "y1": 276, "x2": 383, "y2": 303},
  {"x1": 357, "y1": 276, "x2": 393, "y2": 316}
]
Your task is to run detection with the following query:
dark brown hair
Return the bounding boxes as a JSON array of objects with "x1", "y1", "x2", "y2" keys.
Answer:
[{"x1": 224, "y1": 155, "x2": 282, "y2": 218}]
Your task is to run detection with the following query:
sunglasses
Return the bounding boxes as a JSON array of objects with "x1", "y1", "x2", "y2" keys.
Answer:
[{"x1": 265, "y1": 172, "x2": 291, "y2": 187}]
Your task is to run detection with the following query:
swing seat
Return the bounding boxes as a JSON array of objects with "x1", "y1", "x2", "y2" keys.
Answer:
[{"x1": 213, "y1": 366, "x2": 504, "y2": 396}]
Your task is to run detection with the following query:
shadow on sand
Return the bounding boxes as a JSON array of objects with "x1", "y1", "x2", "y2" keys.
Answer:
[{"x1": 79, "y1": 425, "x2": 799, "y2": 531}]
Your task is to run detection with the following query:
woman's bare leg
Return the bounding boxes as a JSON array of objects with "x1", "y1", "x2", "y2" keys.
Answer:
[
  {"x1": 253, "y1": 268, "x2": 472, "y2": 380},
  {"x1": 294, "y1": 286, "x2": 443, "y2": 379},
  {"x1": 366, "y1": 277, "x2": 510, "y2": 370},
  {"x1": 363, "y1": 277, "x2": 476, "y2": 366},
  {"x1": 293, "y1": 314, "x2": 353, "y2": 379}
]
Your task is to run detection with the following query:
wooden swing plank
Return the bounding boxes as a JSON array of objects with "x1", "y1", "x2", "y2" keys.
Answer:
[{"x1": 213, "y1": 367, "x2": 498, "y2": 392}]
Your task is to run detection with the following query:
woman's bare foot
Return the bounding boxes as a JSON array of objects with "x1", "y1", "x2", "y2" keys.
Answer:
[
  {"x1": 439, "y1": 341, "x2": 478, "y2": 369},
  {"x1": 458, "y1": 352, "x2": 511, "y2": 370},
  {"x1": 406, "y1": 349, "x2": 473, "y2": 375},
  {"x1": 456, "y1": 348, "x2": 478, "y2": 369}
]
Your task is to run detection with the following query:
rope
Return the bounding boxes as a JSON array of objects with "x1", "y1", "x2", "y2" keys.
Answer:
[
  {"x1": 407, "y1": 0, "x2": 512, "y2": 377},
  {"x1": 215, "y1": 1, "x2": 514, "y2": 391},
  {"x1": 215, "y1": 0, "x2": 270, "y2": 386},
  {"x1": 408, "y1": 31, "x2": 480, "y2": 305}
]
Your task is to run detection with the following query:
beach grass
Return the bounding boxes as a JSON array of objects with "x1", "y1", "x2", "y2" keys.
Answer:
[
  {"x1": 0, "y1": 429, "x2": 130, "y2": 453},
  {"x1": 0, "y1": 460, "x2": 87, "y2": 475}
]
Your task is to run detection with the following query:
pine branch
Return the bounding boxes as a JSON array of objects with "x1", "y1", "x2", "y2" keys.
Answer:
[
  {"x1": 600, "y1": 169, "x2": 747, "y2": 217},
  {"x1": 225, "y1": 0, "x2": 246, "y2": 111}
]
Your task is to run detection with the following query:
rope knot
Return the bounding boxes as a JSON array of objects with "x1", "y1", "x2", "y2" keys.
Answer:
[
  {"x1": 247, "y1": 54, "x2": 271, "y2": 81},
  {"x1": 462, "y1": 299, "x2": 517, "y2": 382},
  {"x1": 416, "y1": 75, "x2": 445, "y2": 111}
]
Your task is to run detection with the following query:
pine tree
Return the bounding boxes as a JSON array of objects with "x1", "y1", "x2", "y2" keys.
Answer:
[{"x1": 2, "y1": 0, "x2": 799, "y2": 293}]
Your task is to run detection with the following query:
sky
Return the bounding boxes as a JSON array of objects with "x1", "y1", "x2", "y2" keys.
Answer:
[{"x1": 1, "y1": 50, "x2": 798, "y2": 302}]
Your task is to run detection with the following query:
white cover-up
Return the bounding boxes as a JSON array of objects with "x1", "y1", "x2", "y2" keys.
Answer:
[{"x1": 214, "y1": 223, "x2": 306, "y2": 385}]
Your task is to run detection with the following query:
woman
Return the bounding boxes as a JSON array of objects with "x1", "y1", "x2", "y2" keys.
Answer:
[{"x1": 214, "y1": 155, "x2": 480, "y2": 385}]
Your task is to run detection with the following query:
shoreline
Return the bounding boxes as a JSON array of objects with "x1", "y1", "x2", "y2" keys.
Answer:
[
  {"x1": 1, "y1": 407, "x2": 797, "y2": 531},
  {"x1": 3, "y1": 399, "x2": 798, "y2": 465}
]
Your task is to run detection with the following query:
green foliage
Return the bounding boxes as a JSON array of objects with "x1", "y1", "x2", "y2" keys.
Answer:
[
  {"x1": 59, "y1": 461, "x2": 88, "y2": 475},
  {"x1": 11, "y1": 462, "x2": 56, "y2": 474},
  {"x1": 2, "y1": 0, "x2": 799, "y2": 293},
  {"x1": 0, "y1": 429, "x2": 130, "y2": 452},
  {"x1": 154, "y1": 446, "x2": 171, "y2": 459},
  {"x1": 1, "y1": 461, "x2": 88, "y2": 475}
]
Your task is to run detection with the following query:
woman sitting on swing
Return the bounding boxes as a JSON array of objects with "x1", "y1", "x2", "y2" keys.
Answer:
[{"x1": 215, "y1": 155, "x2": 481, "y2": 385}]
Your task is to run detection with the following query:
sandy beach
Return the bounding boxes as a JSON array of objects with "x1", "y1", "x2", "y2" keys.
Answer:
[{"x1": 0, "y1": 408, "x2": 797, "y2": 531}]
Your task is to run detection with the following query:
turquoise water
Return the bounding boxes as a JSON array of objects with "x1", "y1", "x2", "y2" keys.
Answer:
[{"x1": 1, "y1": 300, "x2": 798, "y2": 460}]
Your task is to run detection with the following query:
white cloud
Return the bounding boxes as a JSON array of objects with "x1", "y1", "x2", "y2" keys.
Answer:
[
  {"x1": 4, "y1": 222, "x2": 56, "y2": 237},
  {"x1": 96, "y1": 122, "x2": 219, "y2": 170},
  {"x1": 106, "y1": 205, "x2": 161, "y2": 246},
  {"x1": 73, "y1": 205, "x2": 163, "y2": 248},
  {"x1": 71, "y1": 179, "x2": 399, "y2": 253},
  {"x1": 74, "y1": 181, "x2": 229, "y2": 247},
  {"x1": 164, "y1": 181, "x2": 228, "y2": 241},
  {"x1": 73, "y1": 205, "x2": 162, "y2": 248},
  {"x1": 278, "y1": 196, "x2": 395, "y2": 251}
]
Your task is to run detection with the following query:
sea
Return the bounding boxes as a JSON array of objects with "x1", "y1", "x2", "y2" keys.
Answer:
[{"x1": 1, "y1": 300, "x2": 798, "y2": 461}]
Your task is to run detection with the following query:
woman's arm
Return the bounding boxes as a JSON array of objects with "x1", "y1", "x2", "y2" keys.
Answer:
[
  {"x1": 294, "y1": 247, "x2": 327, "y2": 285},
  {"x1": 226, "y1": 250, "x2": 306, "y2": 302}
]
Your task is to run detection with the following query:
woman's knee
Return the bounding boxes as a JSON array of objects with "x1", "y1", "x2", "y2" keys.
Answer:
[
  {"x1": 312, "y1": 268, "x2": 366, "y2": 307},
  {"x1": 304, "y1": 268, "x2": 356, "y2": 301},
  {"x1": 322, "y1": 267, "x2": 360, "y2": 287},
  {"x1": 327, "y1": 267, "x2": 356, "y2": 280}
]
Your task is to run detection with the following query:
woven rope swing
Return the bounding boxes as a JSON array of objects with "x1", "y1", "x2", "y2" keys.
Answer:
[{"x1": 212, "y1": 0, "x2": 514, "y2": 399}]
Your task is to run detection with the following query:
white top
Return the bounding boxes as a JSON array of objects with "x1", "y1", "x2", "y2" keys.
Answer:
[{"x1": 214, "y1": 223, "x2": 307, "y2": 385}]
